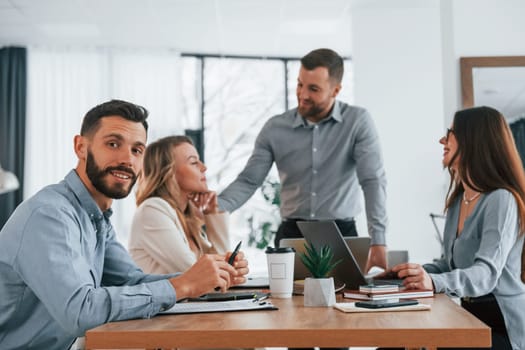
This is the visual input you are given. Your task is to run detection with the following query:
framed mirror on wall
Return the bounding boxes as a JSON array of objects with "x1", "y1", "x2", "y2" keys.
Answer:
[
  {"x1": 460, "y1": 56, "x2": 525, "y2": 165},
  {"x1": 460, "y1": 56, "x2": 525, "y2": 120}
]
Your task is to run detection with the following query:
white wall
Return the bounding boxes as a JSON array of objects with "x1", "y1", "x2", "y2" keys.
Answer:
[
  {"x1": 351, "y1": 0, "x2": 446, "y2": 263},
  {"x1": 350, "y1": 0, "x2": 525, "y2": 263},
  {"x1": 453, "y1": 0, "x2": 525, "y2": 57}
]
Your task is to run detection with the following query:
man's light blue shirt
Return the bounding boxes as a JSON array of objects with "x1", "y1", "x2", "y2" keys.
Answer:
[
  {"x1": 0, "y1": 170, "x2": 177, "y2": 350},
  {"x1": 218, "y1": 101, "x2": 387, "y2": 244}
]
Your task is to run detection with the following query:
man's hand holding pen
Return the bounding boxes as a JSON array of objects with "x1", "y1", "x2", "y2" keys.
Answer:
[
  {"x1": 227, "y1": 241, "x2": 249, "y2": 286},
  {"x1": 228, "y1": 249, "x2": 249, "y2": 286},
  {"x1": 169, "y1": 251, "x2": 249, "y2": 301}
]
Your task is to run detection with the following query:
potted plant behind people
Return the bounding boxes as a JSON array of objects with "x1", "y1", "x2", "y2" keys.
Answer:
[{"x1": 300, "y1": 241, "x2": 341, "y2": 306}]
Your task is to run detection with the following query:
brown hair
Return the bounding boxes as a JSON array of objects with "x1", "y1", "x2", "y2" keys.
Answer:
[
  {"x1": 445, "y1": 106, "x2": 525, "y2": 282},
  {"x1": 136, "y1": 135, "x2": 202, "y2": 244},
  {"x1": 81, "y1": 99, "x2": 148, "y2": 137},
  {"x1": 301, "y1": 48, "x2": 344, "y2": 84}
]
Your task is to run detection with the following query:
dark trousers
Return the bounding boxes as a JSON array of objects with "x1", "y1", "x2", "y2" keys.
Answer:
[
  {"x1": 443, "y1": 296, "x2": 511, "y2": 350},
  {"x1": 377, "y1": 294, "x2": 512, "y2": 350},
  {"x1": 278, "y1": 219, "x2": 356, "y2": 350},
  {"x1": 275, "y1": 219, "x2": 358, "y2": 247}
]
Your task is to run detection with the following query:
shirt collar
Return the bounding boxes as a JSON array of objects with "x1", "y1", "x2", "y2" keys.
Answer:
[
  {"x1": 292, "y1": 100, "x2": 342, "y2": 128},
  {"x1": 65, "y1": 170, "x2": 113, "y2": 221}
]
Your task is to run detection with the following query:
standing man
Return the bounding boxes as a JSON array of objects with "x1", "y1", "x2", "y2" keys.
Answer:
[
  {"x1": 218, "y1": 48, "x2": 387, "y2": 272},
  {"x1": 0, "y1": 100, "x2": 248, "y2": 349}
]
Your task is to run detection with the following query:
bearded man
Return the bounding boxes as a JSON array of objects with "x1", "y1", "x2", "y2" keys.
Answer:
[
  {"x1": 219, "y1": 48, "x2": 388, "y2": 274},
  {"x1": 0, "y1": 99, "x2": 248, "y2": 349}
]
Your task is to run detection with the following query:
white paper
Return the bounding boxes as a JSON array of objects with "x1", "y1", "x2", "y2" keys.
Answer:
[{"x1": 160, "y1": 299, "x2": 277, "y2": 314}]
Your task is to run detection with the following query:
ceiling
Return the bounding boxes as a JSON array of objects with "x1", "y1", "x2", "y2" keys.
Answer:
[{"x1": 0, "y1": 0, "x2": 353, "y2": 57}]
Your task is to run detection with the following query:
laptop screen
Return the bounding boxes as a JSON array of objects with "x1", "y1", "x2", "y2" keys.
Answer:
[
  {"x1": 280, "y1": 236, "x2": 370, "y2": 282},
  {"x1": 295, "y1": 220, "x2": 368, "y2": 289}
]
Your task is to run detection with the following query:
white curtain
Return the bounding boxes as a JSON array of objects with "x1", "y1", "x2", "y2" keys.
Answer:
[{"x1": 26, "y1": 46, "x2": 184, "y2": 245}]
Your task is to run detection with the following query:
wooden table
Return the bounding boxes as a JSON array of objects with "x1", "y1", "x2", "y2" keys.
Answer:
[{"x1": 85, "y1": 294, "x2": 491, "y2": 350}]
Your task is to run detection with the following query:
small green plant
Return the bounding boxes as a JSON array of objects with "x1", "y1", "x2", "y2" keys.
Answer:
[{"x1": 300, "y1": 241, "x2": 342, "y2": 278}]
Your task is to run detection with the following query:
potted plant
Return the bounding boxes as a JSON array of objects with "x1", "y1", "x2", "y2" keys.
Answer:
[{"x1": 300, "y1": 241, "x2": 341, "y2": 307}]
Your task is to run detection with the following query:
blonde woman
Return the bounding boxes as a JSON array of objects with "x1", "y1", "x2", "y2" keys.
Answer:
[{"x1": 129, "y1": 135, "x2": 230, "y2": 274}]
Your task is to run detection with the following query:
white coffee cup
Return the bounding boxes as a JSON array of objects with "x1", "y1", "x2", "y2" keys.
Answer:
[{"x1": 265, "y1": 246, "x2": 295, "y2": 298}]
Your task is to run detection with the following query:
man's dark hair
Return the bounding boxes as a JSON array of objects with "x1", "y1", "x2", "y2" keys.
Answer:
[
  {"x1": 80, "y1": 99, "x2": 149, "y2": 136},
  {"x1": 301, "y1": 48, "x2": 344, "y2": 84}
]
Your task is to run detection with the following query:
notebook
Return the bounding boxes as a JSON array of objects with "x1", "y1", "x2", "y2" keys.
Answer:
[
  {"x1": 280, "y1": 236, "x2": 370, "y2": 281},
  {"x1": 187, "y1": 291, "x2": 269, "y2": 302},
  {"x1": 160, "y1": 298, "x2": 277, "y2": 314},
  {"x1": 343, "y1": 288, "x2": 434, "y2": 301},
  {"x1": 334, "y1": 301, "x2": 431, "y2": 313},
  {"x1": 296, "y1": 221, "x2": 404, "y2": 289}
]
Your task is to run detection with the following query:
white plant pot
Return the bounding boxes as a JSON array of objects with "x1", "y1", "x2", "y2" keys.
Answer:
[{"x1": 303, "y1": 277, "x2": 336, "y2": 307}]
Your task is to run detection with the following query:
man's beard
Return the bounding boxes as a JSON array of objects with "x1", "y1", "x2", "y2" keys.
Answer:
[
  {"x1": 85, "y1": 150, "x2": 137, "y2": 199},
  {"x1": 298, "y1": 100, "x2": 324, "y2": 119}
]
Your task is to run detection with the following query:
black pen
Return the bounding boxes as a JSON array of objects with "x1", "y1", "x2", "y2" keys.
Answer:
[
  {"x1": 214, "y1": 241, "x2": 242, "y2": 291},
  {"x1": 227, "y1": 241, "x2": 242, "y2": 265}
]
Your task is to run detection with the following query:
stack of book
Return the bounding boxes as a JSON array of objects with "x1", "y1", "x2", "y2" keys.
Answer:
[
  {"x1": 344, "y1": 284, "x2": 434, "y2": 300},
  {"x1": 358, "y1": 284, "x2": 400, "y2": 293}
]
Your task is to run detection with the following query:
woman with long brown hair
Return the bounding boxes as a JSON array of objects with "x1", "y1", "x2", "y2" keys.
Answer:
[
  {"x1": 392, "y1": 106, "x2": 525, "y2": 349},
  {"x1": 129, "y1": 135, "x2": 230, "y2": 273}
]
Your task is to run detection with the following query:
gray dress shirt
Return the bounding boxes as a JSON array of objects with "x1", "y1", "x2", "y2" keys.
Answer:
[
  {"x1": 218, "y1": 101, "x2": 387, "y2": 245},
  {"x1": 0, "y1": 170, "x2": 177, "y2": 350},
  {"x1": 424, "y1": 189, "x2": 525, "y2": 350}
]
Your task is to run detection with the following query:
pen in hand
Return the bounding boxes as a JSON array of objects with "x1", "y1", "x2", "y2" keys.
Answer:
[
  {"x1": 228, "y1": 241, "x2": 242, "y2": 265},
  {"x1": 214, "y1": 241, "x2": 243, "y2": 291}
]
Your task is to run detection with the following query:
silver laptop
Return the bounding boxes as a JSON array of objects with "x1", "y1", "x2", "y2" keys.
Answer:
[
  {"x1": 280, "y1": 236, "x2": 370, "y2": 281},
  {"x1": 295, "y1": 220, "x2": 403, "y2": 289}
]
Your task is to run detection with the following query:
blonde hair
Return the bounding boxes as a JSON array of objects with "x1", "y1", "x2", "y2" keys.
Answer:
[{"x1": 136, "y1": 135, "x2": 202, "y2": 245}]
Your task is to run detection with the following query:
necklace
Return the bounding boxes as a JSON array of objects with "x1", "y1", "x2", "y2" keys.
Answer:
[{"x1": 463, "y1": 192, "x2": 481, "y2": 205}]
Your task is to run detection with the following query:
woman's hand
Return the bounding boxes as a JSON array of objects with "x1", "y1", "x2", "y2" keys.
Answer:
[
  {"x1": 191, "y1": 191, "x2": 218, "y2": 215},
  {"x1": 391, "y1": 262, "x2": 434, "y2": 290}
]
